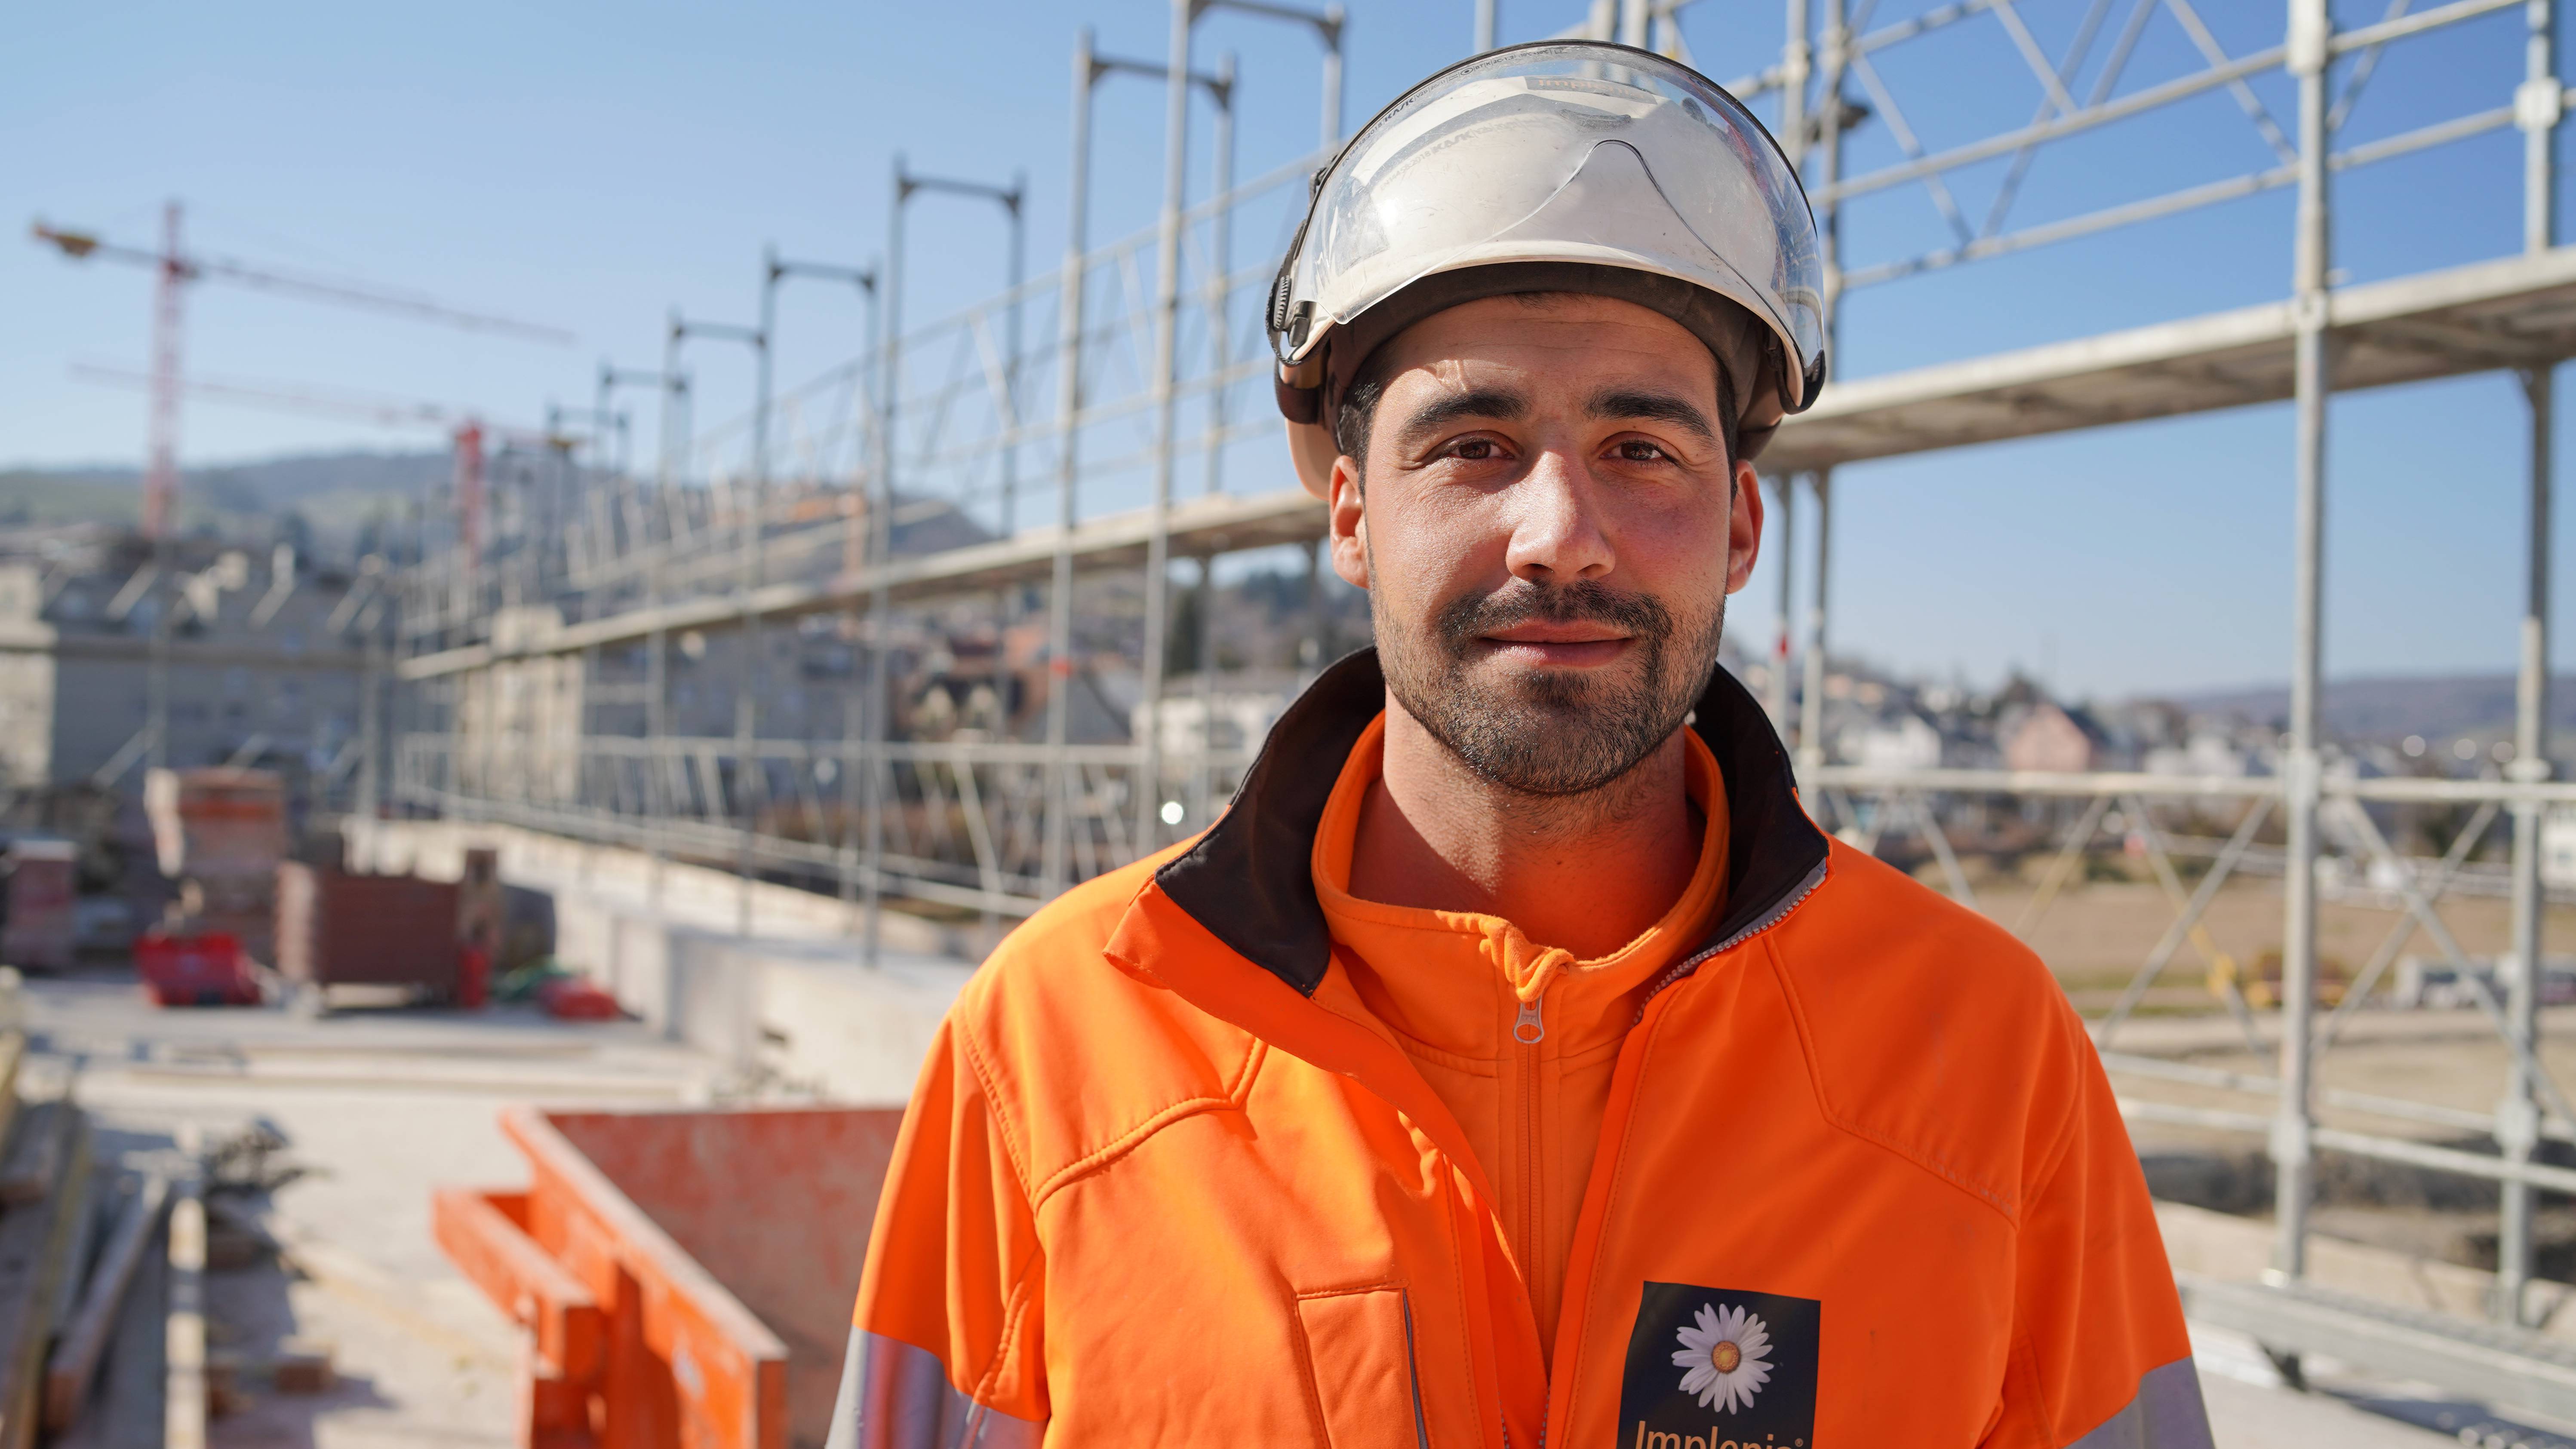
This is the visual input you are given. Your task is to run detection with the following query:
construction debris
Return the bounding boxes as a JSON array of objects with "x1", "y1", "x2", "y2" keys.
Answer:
[
  {"x1": 0, "y1": 1102, "x2": 76, "y2": 1207},
  {"x1": 0, "y1": 1096, "x2": 92, "y2": 1448},
  {"x1": 44, "y1": 1170, "x2": 170, "y2": 1429},
  {"x1": 266, "y1": 1335, "x2": 335, "y2": 1394}
]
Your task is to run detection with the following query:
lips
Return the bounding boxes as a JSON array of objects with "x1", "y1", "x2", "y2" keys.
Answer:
[
  {"x1": 1482, "y1": 623, "x2": 1631, "y2": 647},
  {"x1": 1477, "y1": 632, "x2": 1633, "y2": 667}
]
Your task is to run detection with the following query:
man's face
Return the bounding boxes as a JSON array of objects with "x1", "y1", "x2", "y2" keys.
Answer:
[{"x1": 1327, "y1": 293, "x2": 1763, "y2": 796}]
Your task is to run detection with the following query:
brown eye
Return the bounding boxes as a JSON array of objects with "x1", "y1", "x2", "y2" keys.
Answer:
[
  {"x1": 1452, "y1": 438, "x2": 1500, "y2": 461},
  {"x1": 1617, "y1": 439, "x2": 1668, "y2": 462}
]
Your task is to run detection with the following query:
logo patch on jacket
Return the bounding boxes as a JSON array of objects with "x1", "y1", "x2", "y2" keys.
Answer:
[{"x1": 1617, "y1": 1281, "x2": 1819, "y2": 1447}]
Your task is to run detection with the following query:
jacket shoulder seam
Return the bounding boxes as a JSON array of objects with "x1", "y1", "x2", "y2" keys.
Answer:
[
  {"x1": 1766, "y1": 933, "x2": 2024, "y2": 1226},
  {"x1": 1027, "y1": 1035, "x2": 1267, "y2": 1209}
]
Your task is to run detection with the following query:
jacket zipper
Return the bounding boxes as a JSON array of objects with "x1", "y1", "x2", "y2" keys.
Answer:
[
  {"x1": 1513, "y1": 989, "x2": 1544, "y2": 1368},
  {"x1": 1506, "y1": 856, "x2": 1825, "y2": 1449},
  {"x1": 1510, "y1": 989, "x2": 1546, "y2": 1449}
]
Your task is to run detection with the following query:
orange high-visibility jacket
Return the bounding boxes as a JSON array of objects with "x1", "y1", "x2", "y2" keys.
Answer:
[{"x1": 830, "y1": 652, "x2": 2209, "y2": 1449}]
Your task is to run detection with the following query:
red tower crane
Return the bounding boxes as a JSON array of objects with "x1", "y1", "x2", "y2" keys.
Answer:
[{"x1": 32, "y1": 202, "x2": 572, "y2": 541}]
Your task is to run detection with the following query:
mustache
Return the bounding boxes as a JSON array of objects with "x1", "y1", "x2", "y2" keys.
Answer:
[{"x1": 1433, "y1": 579, "x2": 1674, "y2": 653}]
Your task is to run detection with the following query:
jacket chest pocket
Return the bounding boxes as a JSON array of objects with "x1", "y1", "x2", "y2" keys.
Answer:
[{"x1": 1292, "y1": 1285, "x2": 1432, "y2": 1449}]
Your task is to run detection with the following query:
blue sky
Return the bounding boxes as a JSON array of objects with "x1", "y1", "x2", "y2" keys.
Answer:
[{"x1": 4, "y1": 0, "x2": 2565, "y2": 700}]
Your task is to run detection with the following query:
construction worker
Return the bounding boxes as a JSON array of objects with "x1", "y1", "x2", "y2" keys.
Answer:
[{"x1": 833, "y1": 41, "x2": 2207, "y2": 1449}]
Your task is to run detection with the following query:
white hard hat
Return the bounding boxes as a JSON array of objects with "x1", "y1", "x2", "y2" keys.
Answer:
[{"x1": 1269, "y1": 41, "x2": 1827, "y2": 497}]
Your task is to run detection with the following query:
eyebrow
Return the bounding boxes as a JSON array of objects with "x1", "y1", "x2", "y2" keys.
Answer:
[
  {"x1": 1587, "y1": 387, "x2": 1718, "y2": 446},
  {"x1": 1389, "y1": 385, "x2": 1528, "y2": 455}
]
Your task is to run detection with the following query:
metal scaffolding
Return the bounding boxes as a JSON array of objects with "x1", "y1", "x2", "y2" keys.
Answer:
[{"x1": 384, "y1": 0, "x2": 2576, "y2": 1395}]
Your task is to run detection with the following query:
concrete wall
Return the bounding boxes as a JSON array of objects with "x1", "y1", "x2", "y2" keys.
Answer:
[{"x1": 344, "y1": 817, "x2": 981, "y2": 1104}]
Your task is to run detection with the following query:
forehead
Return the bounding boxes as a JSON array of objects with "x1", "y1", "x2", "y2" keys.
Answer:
[{"x1": 1371, "y1": 292, "x2": 1720, "y2": 401}]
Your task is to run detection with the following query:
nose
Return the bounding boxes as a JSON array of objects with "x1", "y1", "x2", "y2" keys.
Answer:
[{"x1": 1502, "y1": 448, "x2": 1615, "y2": 585}]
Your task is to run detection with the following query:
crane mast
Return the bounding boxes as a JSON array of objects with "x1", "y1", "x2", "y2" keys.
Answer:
[{"x1": 145, "y1": 202, "x2": 186, "y2": 540}]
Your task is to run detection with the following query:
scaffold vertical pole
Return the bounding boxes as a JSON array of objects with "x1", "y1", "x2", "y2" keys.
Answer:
[
  {"x1": 1137, "y1": 0, "x2": 1195, "y2": 851},
  {"x1": 2276, "y1": 0, "x2": 2335, "y2": 1284},
  {"x1": 1191, "y1": 551, "x2": 1215, "y2": 828},
  {"x1": 1203, "y1": 55, "x2": 1236, "y2": 504},
  {"x1": 2502, "y1": 0, "x2": 2561, "y2": 1323},
  {"x1": 1044, "y1": 29, "x2": 1098, "y2": 901},
  {"x1": 1770, "y1": 476, "x2": 1795, "y2": 740},
  {"x1": 1798, "y1": 471, "x2": 1832, "y2": 781},
  {"x1": 843, "y1": 294, "x2": 882, "y2": 917},
  {"x1": 1321, "y1": 6, "x2": 1345, "y2": 145},
  {"x1": 866, "y1": 158, "x2": 907, "y2": 967},
  {"x1": 741, "y1": 294, "x2": 775, "y2": 938},
  {"x1": 1795, "y1": 0, "x2": 1846, "y2": 788},
  {"x1": 1773, "y1": 0, "x2": 1811, "y2": 754},
  {"x1": 357, "y1": 631, "x2": 383, "y2": 821}
]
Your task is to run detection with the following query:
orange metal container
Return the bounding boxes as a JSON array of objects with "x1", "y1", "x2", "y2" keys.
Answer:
[{"x1": 435, "y1": 1105, "x2": 903, "y2": 1449}]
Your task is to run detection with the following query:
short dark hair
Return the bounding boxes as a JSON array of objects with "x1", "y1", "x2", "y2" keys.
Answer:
[{"x1": 1331, "y1": 294, "x2": 1739, "y2": 479}]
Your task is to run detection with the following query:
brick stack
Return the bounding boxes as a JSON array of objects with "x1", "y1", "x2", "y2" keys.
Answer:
[{"x1": 144, "y1": 769, "x2": 286, "y2": 966}]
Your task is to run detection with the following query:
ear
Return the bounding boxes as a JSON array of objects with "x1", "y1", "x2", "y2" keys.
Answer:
[
  {"x1": 1724, "y1": 457, "x2": 1764, "y2": 595},
  {"x1": 1328, "y1": 456, "x2": 1370, "y2": 590}
]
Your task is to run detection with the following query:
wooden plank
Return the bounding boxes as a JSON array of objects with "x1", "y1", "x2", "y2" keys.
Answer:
[
  {"x1": 0, "y1": 1099, "x2": 68, "y2": 1207},
  {"x1": 0, "y1": 1035, "x2": 30, "y2": 1155},
  {"x1": 44, "y1": 1172, "x2": 169, "y2": 1431},
  {"x1": 52, "y1": 1221, "x2": 163, "y2": 1449},
  {"x1": 46, "y1": 1172, "x2": 103, "y2": 1337},
  {"x1": 0, "y1": 1103, "x2": 89, "y2": 1449},
  {"x1": 165, "y1": 1170, "x2": 205, "y2": 1449}
]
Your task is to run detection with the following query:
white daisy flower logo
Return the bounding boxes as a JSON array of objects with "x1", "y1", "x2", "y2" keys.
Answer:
[{"x1": 1671, "y1": 1302, "x2": 1773, "y2": 1413}]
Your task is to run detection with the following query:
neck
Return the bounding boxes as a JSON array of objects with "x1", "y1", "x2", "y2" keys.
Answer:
[{"x1": 1349, "y1": 691, "x2": 1701, "y2": 959}]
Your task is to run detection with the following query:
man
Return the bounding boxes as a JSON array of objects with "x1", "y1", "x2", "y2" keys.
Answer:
[{"x1": 833, "y1": 41, "x2": 2207, "y2": 1449}]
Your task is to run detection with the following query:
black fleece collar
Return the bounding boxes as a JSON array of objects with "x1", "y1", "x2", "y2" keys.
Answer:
[{"x1": 1153, "y1": 648, "x2": 1831, "y2": 996}]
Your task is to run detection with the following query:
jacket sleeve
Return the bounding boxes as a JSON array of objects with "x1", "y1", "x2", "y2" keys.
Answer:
[
  {"x1": 828, "y1": 1013, "x2": 1048, "y2": 1449},
  {"x1": 1986, "y1": 1015, "x2": 2214, "y2": 1449}
]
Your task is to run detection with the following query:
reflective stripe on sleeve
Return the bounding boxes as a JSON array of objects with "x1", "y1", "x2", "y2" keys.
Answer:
[
  {"x1": 2066, "y1": 1356, "x2": 2215, "y2": 1449},
  {"x1": 823, "y1": 1329, "x2": 1045, "y2": 1449}
]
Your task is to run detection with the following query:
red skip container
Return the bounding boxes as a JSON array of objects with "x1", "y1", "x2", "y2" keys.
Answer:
[{"x1": 134, "y1": 930, "x2": 261, "y2": 1007}]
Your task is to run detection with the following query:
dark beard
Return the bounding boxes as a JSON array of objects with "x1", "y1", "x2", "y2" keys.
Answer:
[{"x1": 1375, "y1": 574, "x2": 1725, "y2": 797}]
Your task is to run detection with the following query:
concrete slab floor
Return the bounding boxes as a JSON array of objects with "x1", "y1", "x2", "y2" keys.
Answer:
[
  {"x1": 2193, "y1": 1321, "x2": 2576, "y2": 1448},
  {"x1": 22, "y1": 968, "x2": 736, "y2": 1449},
  {"x1": 12, "y1": 969, "x2": 2551, "y2": 1447}
]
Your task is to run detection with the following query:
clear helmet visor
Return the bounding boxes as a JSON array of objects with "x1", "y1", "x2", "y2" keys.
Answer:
[{"x1": 1282, "y1": 43, "x2": 1825, "y2": 410}]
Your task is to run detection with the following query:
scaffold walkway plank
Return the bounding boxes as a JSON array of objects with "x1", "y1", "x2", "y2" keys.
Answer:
[
  {"x1": 395, "y1": 485, "x2": 1328, "y2": 680},
  {"x1": 1765, "y1": 245, "x2": 2576, "y2": 473},
  {"x1": 397, "y1": 245, "x2": 2576, "y2": 680}
]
